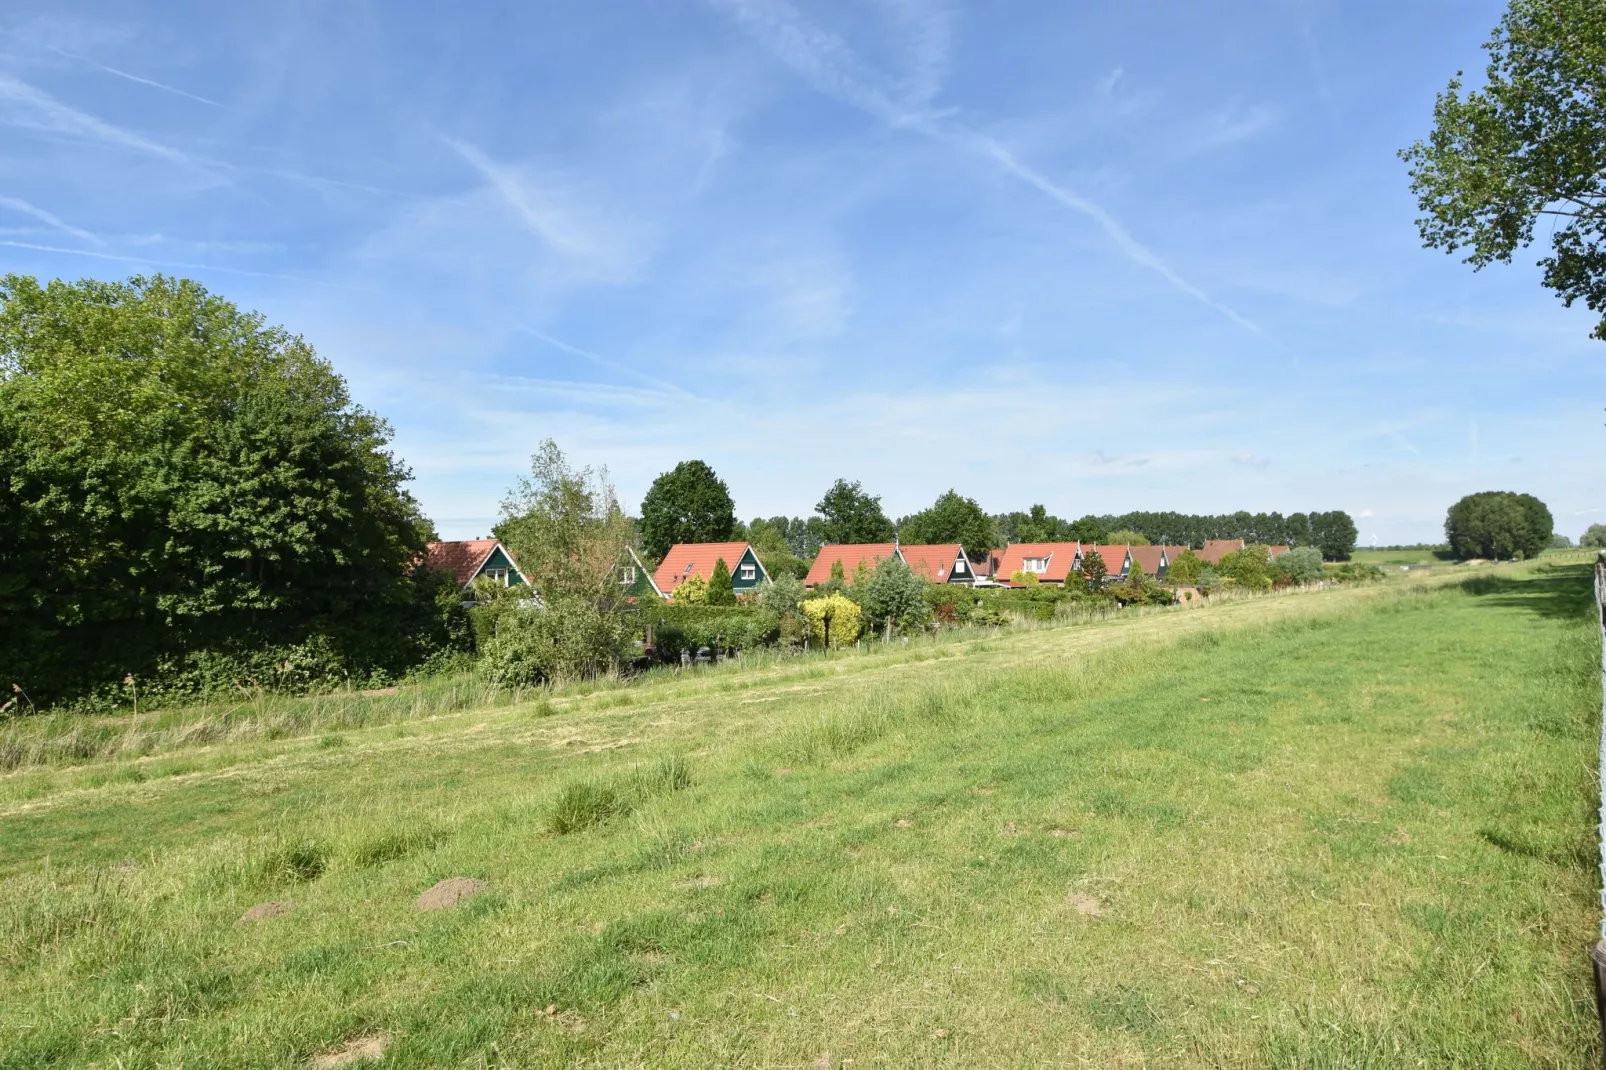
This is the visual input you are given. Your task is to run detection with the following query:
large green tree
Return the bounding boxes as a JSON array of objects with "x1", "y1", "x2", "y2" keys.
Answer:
[
  {"x1": 815, "y1": 479, "x2": 894, "y2": 544},
  {"x1": 1445, "y1": 491, "x2": 1554, "y2": 559},
  {"x1": 1401, "y1": 0, "x2": 1606, "y2": 339},
  {"x1": 897, "y1": 490, "x2": 999, "y2": 554},
  {"x1": 1308, "y1": 510, "x2": 1359, "y2": 561},
  {"x1": 0, "y1": 274, "x2": 441, "y2": 704},
  {"x1": 638, "y1": 460, "x2": 735, "y2": 561}
]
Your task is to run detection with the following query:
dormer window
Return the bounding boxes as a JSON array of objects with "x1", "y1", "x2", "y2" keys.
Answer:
[{"x1": 1023, "y1": 557, "x2": 1049, "y2": 573}]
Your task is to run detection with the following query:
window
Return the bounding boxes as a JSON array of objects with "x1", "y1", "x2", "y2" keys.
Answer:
[
  {"x1": 483, "y1": 568, "x2": 509, "y2": 586},
  {"x1": 953, "y1": 559, "x2": 967, "y2": 572},
  {"x1": 1023, "y1": 557, "x2": 1048, "y2": 573},
  {"x1": 739, "y1": 564, "x2": 756, "y2": 580},
  {"x1": 620, "y1": 565, "x2": 637, "y2": 584}
]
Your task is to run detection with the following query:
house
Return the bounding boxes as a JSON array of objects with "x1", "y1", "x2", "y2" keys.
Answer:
[
  {"x1": 1197, "y1": 539, "x2": 1293, "y2": 565},
  {"x1": 1160, "y1": 545, "x2": 1192, "y2": 568},
  {"x1": 1126, "y1": 545, "x2": 1166, "y2": 578},
  {"x1": 654, "y1": 542, "x2": 770, "y2": 600},
  {"x1": 991, "y1": 542, "x2": 1083, "y2": 585},
  {"x1": 616, "y1": 545, "x2": 663, "y2": 599},
  {"x1": 899, "y1": 544, "x2": 978, "y2": 585},
  {"x1": 423, "y1": 539, "x2": 529, "y2": 590},
  {"x1": 804, "y1": 543, "x2": 899, "y2": 588},
  {"x1": 1088, "y1": 544, "x2": 1132, "y2": 581}
]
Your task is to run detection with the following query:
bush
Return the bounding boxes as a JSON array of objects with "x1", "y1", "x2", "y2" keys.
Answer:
[
  {"x1": 1009, "y1": 569, "x2": 1041, "y2": 586},
  {"x1": 1216, "y1": 546, "x2": 1273, "y2": 591},
  {"x1": 1270, "y1": 547, "x2": 1325, "y2": 586},
  {"x1": 1583, "y1": 523, "x2": 1606, "y2": 549},
  {"x1": 1326, "y1": 562, "x2": 1385, "y2": 584},
  {"x1": 858, "y1": 557, "x2": 930, "y2": 637},
  {"x1": 671, "y1": 573, "x2": 708, "y2": 605},
  {"x1": 802, "y1": 595, "x2": 862, "y2": 647},
  {"x1": 706, "y1": 558, "x2": 737, "y2": 606},
  {"x1": 1166, "y1": 549, "x2": 1204, "y2": 585},
  {"x1": 646, "y1": 605, "x2": 779, "y2": 658},
  {"x1": 481, "y1": 597, "x2": 630, "y2": 685}
]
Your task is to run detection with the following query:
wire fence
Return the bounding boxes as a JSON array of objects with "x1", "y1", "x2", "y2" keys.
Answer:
[{"x1": 1593, "y1": 552, "x2": 1606, "y2": 1066}]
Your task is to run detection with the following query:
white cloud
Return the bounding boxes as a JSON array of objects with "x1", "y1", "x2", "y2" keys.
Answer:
[
  {"x1": 0, "y1": 193, "x2": 100, "y2": 243},
  {"x1": 0, "y1": 72, "x2": 211, "y2": 171}
]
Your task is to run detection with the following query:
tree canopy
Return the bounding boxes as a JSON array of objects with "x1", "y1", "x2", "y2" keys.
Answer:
[
  {"x1": 816, "y1": 479, "x2": 894, "y2": 545},
  {"x1": 495, "y1": 439, "x2": 633, "y2": 605},
  {"x1": 898, "y1": 490, "x2": 999, "y2": 554},
  {"x1": 1445, "y1": 491, "x2": 1553, "y2": 559},
  {"x1": 0, "y1": 274, "x2": 442, "y2": 704},
  {"x1": 1401, "y1": 0, "x2": 1606, "y2": 339},
  {"x1": 1582, "y1": 523, "x2": 1606, "y2": 548},
  {"x1": 639, "y1": 460, "x2": 735, "y2": 561}
]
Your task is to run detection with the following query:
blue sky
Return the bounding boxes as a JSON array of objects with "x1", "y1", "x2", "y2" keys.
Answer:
[{"x1": 1, "y1": 0, "x2": 1598, "y2": 545}]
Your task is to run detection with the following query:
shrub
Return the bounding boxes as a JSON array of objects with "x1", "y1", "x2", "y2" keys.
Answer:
[
  {"x1": 671, "y1": 573, "x2": 708, "y2": 605},
  {"x1": 1009, "y1": 569, "x2": 1041, "y2": 586},
  {"x1": 859, "y1": 557, "x2": 930, "y2": 637},
  {"x1": 801, "y1": 595, "x2": 862, "y2": 647},
  {"x1": 1216, "y1": 546, "x2": 1273, "y2": 591},
  {"x1": 1582, "y1": 523, "x2": 1606, "y2": 549},
  {"x1": 1270, "y1": 547, "x2": 1325, "y2": 586},
  {"x1": 647, "y1": 606, "x2": 779, "y2": 658},
  {"x1": 481, "y1": 597, "x2": 630, "y2": 685},
  {"x1": 1166, "y1": 549, "x2": 1203, "y2": 585},
  {"x1": 1105, "y1": 530, "x2": 1150, "y2": 546}
]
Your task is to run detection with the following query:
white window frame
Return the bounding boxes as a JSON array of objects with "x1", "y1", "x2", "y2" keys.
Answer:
[
  {"x1": 739, "y1": 563, "x2": 756, "y2": 580},
  {"x1": 483, "y1": 568, "x2": 510, "y2": 586},
  {"x1": 1023, "y1": 557, "x2": 1048, "y2": 573}
]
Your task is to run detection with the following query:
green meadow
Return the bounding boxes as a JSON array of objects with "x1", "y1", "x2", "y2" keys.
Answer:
[{"x1": 1, "y1": 562, "x2": 1599, "y2": 1068}]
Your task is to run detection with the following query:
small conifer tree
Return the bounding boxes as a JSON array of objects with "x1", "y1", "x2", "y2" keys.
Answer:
[{"x1": 706, "y1": 558, "x2": 737, "y2": 605}]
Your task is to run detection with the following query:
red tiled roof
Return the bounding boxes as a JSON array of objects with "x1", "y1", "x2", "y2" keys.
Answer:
[
  {"x1": 899, "y1": 544, "x2": 969, "y2": 583},
  {"x1": 1268, "y1": 544, "x2": 1292, "y2": 557},
  {"x1": 424, "y1": 539, "x2": 502, "y2": 587},
  {"x1": 804, "y1": 543, "x2": 898, "y2": 587},
  {"x1": 1160, "y1": 544, "x2": 1191, "y2": 561},
  {"x1": 1090, "y1": 544, "x2": 1130, "y2": 575},
  {"x1": 1127, "y1": 545, "x2": 1165, "y2": 576},
  {"x1": 1197, "y1": 539, "x2": 1244, "y2": 565},
  {"x1": 653, "y1": 542, "x2": 755, "y2": 597},
  {"x1": 992, "y1": 542, "x2": 1082, "y2": 585}
]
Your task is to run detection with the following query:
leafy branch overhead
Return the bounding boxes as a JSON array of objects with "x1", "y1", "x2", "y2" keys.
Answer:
[{"x1": 1401, "y1": 0, "x2": 1606, "y2": 338}]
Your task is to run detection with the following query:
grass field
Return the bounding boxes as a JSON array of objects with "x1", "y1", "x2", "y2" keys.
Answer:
[{"x1": 1, "y1": 562, "x2": 1600, "y2": 1067}]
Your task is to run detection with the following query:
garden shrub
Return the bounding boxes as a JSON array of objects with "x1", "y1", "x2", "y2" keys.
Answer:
[{"x1": 801, "y1": 595, "x2": 862, "y2": 647}]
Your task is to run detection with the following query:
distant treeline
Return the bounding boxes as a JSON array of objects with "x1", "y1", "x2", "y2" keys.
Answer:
[{"x1": 736, "y1": 507, "x2": 1358, "y2": 562}]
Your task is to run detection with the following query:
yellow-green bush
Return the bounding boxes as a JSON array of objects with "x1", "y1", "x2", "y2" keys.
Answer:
[{"x1": 801, "y1": 594, "x2": 862, "y2": 647}]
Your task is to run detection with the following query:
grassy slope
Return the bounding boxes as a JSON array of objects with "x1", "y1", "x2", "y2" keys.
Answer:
[{"x1": 0, "y1": 564, "x2": 1599, "y2": 1068}]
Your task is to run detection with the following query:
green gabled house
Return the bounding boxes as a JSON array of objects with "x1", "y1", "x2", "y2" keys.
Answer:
[
  {"x1": 616, "y1": 545, "x2": 664, "y2": 599},
  {"x1": 423, "y1": 539, "x2": 529, "y2": 590}
]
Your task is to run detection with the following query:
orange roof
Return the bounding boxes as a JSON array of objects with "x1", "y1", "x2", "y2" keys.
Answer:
[
  {"x1": 1161, "y1": 544, "x2": 1191, "y2": 560},
  {"x1": 424, "y1": 539, "x2": 504, "y2": 586},
  {"x1": 899, "y1": 544, "x2": 969, "y2": 583},
  {"x1": 1197, "y1": 539, "x2": 1244, "y2": 565},
  {"x1": 653, "y1": 542, "x2": 755, "y2": 596},
  {"x1": 804, "y1": 543, "x2": 898, "y2": 587},
  {"x1": 1090, "y1": 544, "x2": 1130, "y2": 575},
  {"x1": 1268, "y1": 544, "x2": 1291, "y2": 557},
  {"x1": 992, "y1": 542, "x2": 1082, "y2": 584},
  {"x1": 1127, "y1": 545, "x2": 1165, "y2": 576}
]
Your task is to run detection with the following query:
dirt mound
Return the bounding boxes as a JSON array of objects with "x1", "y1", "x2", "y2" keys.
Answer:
[
  {"x1": 415, "y1": 877, "x2": 487, "y2": 910},
  {"x1": 310, "y1": 1034, "x2": 388, "y2": 1067},
  {"x1": 237, "y1": 901, "x2": 292, "y2": 924}
]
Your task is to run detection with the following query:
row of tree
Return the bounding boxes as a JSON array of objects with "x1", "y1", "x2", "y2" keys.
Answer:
[{"x1": 638, "y1": 464, "x2": 1361, "y2": 564}]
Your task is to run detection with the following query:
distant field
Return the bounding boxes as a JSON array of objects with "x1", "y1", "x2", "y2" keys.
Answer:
[
  {"x1": 0, "y1": 563, "x2": 1598, "y2": 1068},
  {"x1": 1351, "y1": 546, "x2": 1451, "y2": 567}
]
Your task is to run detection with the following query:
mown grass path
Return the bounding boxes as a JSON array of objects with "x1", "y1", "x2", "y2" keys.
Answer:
[{"x1": 1, "y1": 563, "x2": 1599, "y2": 1067}]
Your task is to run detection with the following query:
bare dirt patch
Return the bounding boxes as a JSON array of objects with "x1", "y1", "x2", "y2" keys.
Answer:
[
  {"x1": 310, "y1": 1034, "x2": 388, "y2": 1067},
  {"x1": 893, "y1": 818, "x2": 913, "y2": 828},
  {"x1": 1068, "y1": 892, "x2": 1104, "y2": 917},
  {"x1": 238, "y1": 901, "x2": 292, "y2": 924},
  {"x1": 415, "y1": 877, "x2": 487, "y2": 910},
  {"x1": 675, "y1": 874, "x2": 724, "y2": 889}
]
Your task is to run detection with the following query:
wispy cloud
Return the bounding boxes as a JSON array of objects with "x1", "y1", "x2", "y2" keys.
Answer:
[
  {"x1": 0, "y1": 72, "x2": 209, "y2": 171},
  {"x1": 0, "y1": 193, "x2": 100, "y2": 244},
  {"x1": 518, "y1": 327, "x2": 697, "y2": 400},
  {"x1": 443, "y1": 136, "x2": 645, "y2": 282},
  {"x1": 1190, "y1": 103, "x2": 1279, "y2": 150},
  {"x1": 0, "y1": 239, "x2": 363, "y2": 290},
  {"x1": 34, "y1": 43, "x2": 223, "y2": 106},
  {"x1": 707, "y1": 0, "x2": 1261, "y2": 334}
]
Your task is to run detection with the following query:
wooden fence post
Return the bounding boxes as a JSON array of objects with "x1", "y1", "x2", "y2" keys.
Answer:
[{"x1": 1594, "y1": 552, "x2": 1606, "y2": 1069}]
